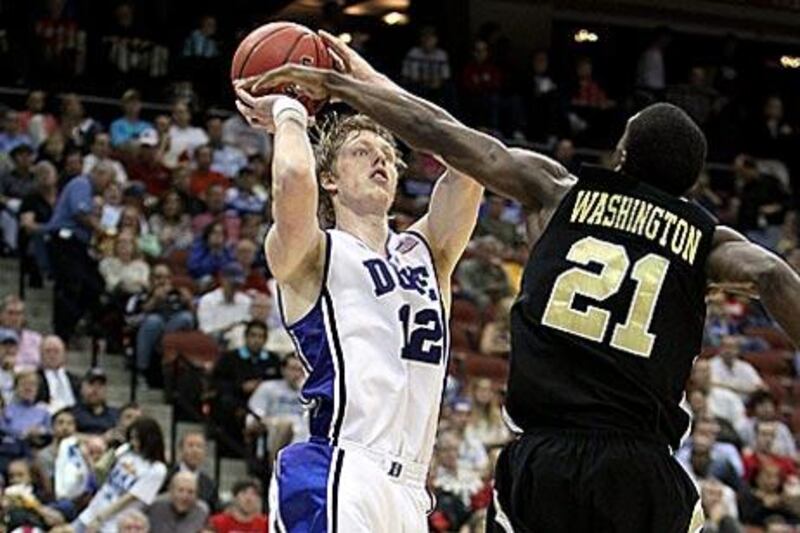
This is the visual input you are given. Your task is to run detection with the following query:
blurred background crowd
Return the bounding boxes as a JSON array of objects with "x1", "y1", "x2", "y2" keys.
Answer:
[{"x1": 0, "y1": 0, "x2": 799, "y2": 531}]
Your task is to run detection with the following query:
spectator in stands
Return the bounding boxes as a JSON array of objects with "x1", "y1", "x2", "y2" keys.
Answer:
[
  {"x1": 31, "y1": 0, "x2": 86, "y2": 81},
  {"x1": 1, "y1": 371, "x2": 50, "y2": 443},
  {"x1": 461, "y1": 39, "x2": 503, "y2": 131},
  {"x1": 733, "y1": 154, "x2": 788, "y2": 251},
  {"x1": 676, "y1": 416, "x2": 744, "y2": 479},
  {"x1": 165, "y1": 431, "x2": 218, "y2": 512},
  {"x1": 111, "y1": 90, "x2": 153, "y2": 147},
  {"x1": 636, "y1": 28, "x2": 671, "y2": 98},
  {"x1": 37, "y1": 407, "x2": 76, "y2": 479},
  {"x1": 104, "y1": 403, "x2": 143, "y2": 450},
  {"x1": 466, "y1": 378, "x2": 510, "y2": 449},
  {"x1": 446, "y1": 399, "x2": 489, "y2": 476},
  {"x1": 118, "y1": 509, "x2": 151, "y2": 533},
  {"x1": 225, "y1": 291, "x2": 271, "y2": 350},
  {"x1": 60, "y1": 147, "x2": 84, "y2": 187},
  {"x1": 165, "y1": 101, "x2": 208, "y2": 168},
  {"x1": 188, "y1": 221, "x2": 235, "y2": 283},
  {"x1": 571, "y1": 57, "x2": 614, "y2": 110},
  {"x1": 129, "y1": 264, "x2": 195, "y2": 384},
  {"x1": 739, "y1": 392, "x2": 798, "y2": 458},
  {"x1": 72, "y1": 368, "x2": 119, "y2": 435},
  {"x1": 189, "y1": 144, "x2": 228, "y2": 197},
  {"x1": 35, "y1": 335, "x2": 79, "y2": 412},
  {"x1": 125, "y1": 129, "x2": 171, "y2": 197},
  {"x1": 0, "y1": 109, "x2": 33, "y2": 154},
  {"x1": 710, "y1": 335, "x2": 765, "y2": 400},
  {"x1": 480, "y1": 296, "x2": 512, "y2": 356},
  {"x1": 221, "y1": 112, "x2": 270, "y2": 159},
  {"x1": 59, "y1": 94, "x2": 99, "y2": 151},
  {"x1": 226, "y1": 166, "x2": 265, "y2": 217},
  {"x1": 46, "y1": 158, "x2": 112, "y2": 342},
  {"x1": 207, "y1": 116, "x2": 247, "y2": 178},
  {"x1": 475, "y1": 193, "x2": 518, "y2": 248},
  {"x1": 742, "y1": 421, "x2": 797, "y2": 483},
  {"x1": 18, "y1": 91, "x2": 58, "y2": 148},
  {"x1": 456, "y1": 236, "x2": 511, "y2": 309},
  {"x1": 0, "y1": 329, "x2": 18, "y2": 403},
  {"x1": 182, "y1": 15, "x2": 220, "y2": 60},
  {"x1": 523, "y1": 50, "x2": 563, "y2": 143},
  {"x1": 667, "y1": 66, "x2": 721, "y2": 128},
  {"x1": 118, "y1": 203, "x2": 160, "y2": 259},
  {"x1": 148, "y1": 190, "x2": 194, "y2": 255},
  {"x1": 1, "y1": 143, "x2": 36, "y2": 252},
  {"x1": 739, "y1": 461, "x2": 800, "y2": 527},
  {"x1": 82, "y1": 132, "x2": 128, "y2": 185},
  {"x1": 99, "y1": 230, "x2": 151, "y2": 296},
  {"x1": 190, "y1": 183, "x2": 231, "y2": 235},
  {"x1": 147, "y1": 471, "x2": 208, "y2": 533},
  {"x1": 209, "y1": 479, "x2": 268, "y2": 533},
  {"x1": 1, "y1": 457, "x2": 70, "y2": 530},
  {"x1": 20, "y1": 160, "x2": 58, "y2": 285},
  {"x1": 430, "y1": 431, "x2": 483, "y2": 532},
  {"x1": 699, "y1": 478, "x2": 742, "y2": 532},
  {"x1": 553, "y1": 138, "x2": 581, "y2": 176},
  {"x1": 76, "y1": 416, "x2": 167, "y2": 532},
  {"x1": 749, "y1": 95, "x2": 794, "y2": 163},
  {"x1": 402, "y1": 26, "x2": 451, "y2": 103},
  {"x1": 0, "y1": 296, "x2": 41, "y2": 369},
  {"x1": 679, "y1": 430, "x2": 742, "y2": 491},
  {"x1": 234, "y1": 239, "x2": 268, "y2": 294},
  {"x1": 212, "y1": 320, "x2": 279, "y2": 445},
  {"x1": 39, "y1": 132, "x2": 66, "y2": 169},
  {"x1": 689, "y1": 358, "x2": 746, "y2": 429},
  {"x1": 246, "y1": 353, "x2": 307, "y2": 461}
]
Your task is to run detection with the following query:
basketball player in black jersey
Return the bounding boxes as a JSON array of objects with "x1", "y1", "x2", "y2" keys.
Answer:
[{"x1": 242, "y1": 33, "x2": 800, "y2": 533}]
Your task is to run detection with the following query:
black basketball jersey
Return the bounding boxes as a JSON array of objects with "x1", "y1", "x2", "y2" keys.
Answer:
[{"x1": 506, "y1": 165, "x2": 717, "y2": 449}]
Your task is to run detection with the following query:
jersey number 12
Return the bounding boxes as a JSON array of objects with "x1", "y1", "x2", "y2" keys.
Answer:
[
  {"x1": 541, "y1": 236, "x2": 670, "y2": 358},
  {"x1": 398, "y1": 304, "x2": 443, "y2": 364}
]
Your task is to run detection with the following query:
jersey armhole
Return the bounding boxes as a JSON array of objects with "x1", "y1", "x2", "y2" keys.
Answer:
[{"x1": 277, "y1": 230, "x2": 333, "y2": 329}]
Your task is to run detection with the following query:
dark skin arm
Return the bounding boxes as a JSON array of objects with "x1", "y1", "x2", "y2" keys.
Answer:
[
  {"x1": 707, "y1": 226, "x2": 800, "y2": 347},
  {"x1": 242, "y1": 33, "x2": 575, "y2": 211}
]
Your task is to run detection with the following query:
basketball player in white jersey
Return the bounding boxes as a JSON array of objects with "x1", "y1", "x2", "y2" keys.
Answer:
[{"x1": 234, "y1": 72, "x2": 483, "y2": 531}]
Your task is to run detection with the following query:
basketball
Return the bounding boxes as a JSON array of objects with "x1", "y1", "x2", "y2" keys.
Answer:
[{"x1": 231, "y1": 22, "x2": 333, "y2": 114}]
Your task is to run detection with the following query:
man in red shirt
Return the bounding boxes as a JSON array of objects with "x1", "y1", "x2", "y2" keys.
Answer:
[
  {"x1": 742, "y1": 421, "x2": 797, "y2": 483},
  {"x1": 190, "y1": 144, "x2": 228, "y2": 197},
  {"x1": 210, "y1": 480, "x2": 268, "y2": 533}
]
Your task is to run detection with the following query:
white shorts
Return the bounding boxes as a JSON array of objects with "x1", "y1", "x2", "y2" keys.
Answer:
[{"x1": 270, "y1": 439, "x2": 433, "y2": 532}]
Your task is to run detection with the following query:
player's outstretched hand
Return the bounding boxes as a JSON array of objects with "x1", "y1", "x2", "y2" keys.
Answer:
[
  {"x1": 239, "y1": 63, "x2": 333, "y2": 103},
  {"x1": 318, "y1": 30, "x2": 381, "y2": 84}
]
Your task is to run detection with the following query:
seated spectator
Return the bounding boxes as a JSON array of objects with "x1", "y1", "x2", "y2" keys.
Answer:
[
  {"x1": 190, "y1": 183, "x2": 229, "y2": 234},
  {"x1": 676, "y1": 416, "x2": 744, "y2": 481},
  {"x1": 19, "y1": 160, "x2": 58, "y2": 285},
  {"x1": 53, "y1": 431, "x2": 106, "y2": 503},
  {"x1": 99, "y1": 230, "x2": 151, "y2": 295},
  {"x1": 733, "y1": 154, "x2": 788, "y2": 251},
  {"x1": 222, "y1": 112, "x2": 270, "y2": 159},
  {"x1": 1, "y1": 143, "x2": 36, "y2": 251},
  {"x1": 75, "y1": 417, "x2": 167, "y2": 531},
  {"x1": 686, "y1": 389, "x2": 742, "y2": 448},
  {"x1": 37, "y1": 407, "x2": 76, "y2": 480},
  {"x1": 401, "y1": 26, "x2": 452, "y2": 103},
  {"x1": 739, "y1": 461, "x2": 800, "y2": 526},
  {"x1": 571, "y1": 57, "x2": 614, "y2": 110},
  {"x1": 460, "y1": 39, "x2": 503, "y2": 131},
  {"x1": 446, "y1": 399, "x2": 489, "y2": 476},
  {"x1": 35, "y1": 335, "x2": 79, "y2": 413},
  {"x1": 0, "y1": 295, "x2": 42, "y2": 369},
  {"x1": 456, "y1": 236, "x2": 511, "y2": 309},
  {"x1": 710, "y1": 335, "x2": 765, "y2": 400},
  {"x1": 165, "y1": 101, "x2": 208, "y2": 168},
  {"x1": 749, "y1": 95, "x2": 794, "y2": 163},
  {"x1": 667, "y1": 66, "x2": 720, "y2": 128},
  {"x1": 125, "y1": 129, "x2": 171, "y2": 197},
  {"x1": 0, "y1": 328, "x2": 18, "y2": 403},
  {"x1": 118, "y1": 509, "x2": 151, "y2": 533},
  {"x1": 104, "y1": 403, "x2": 144, "y2": 450},
  {"x1": 39, "y1": 132, "x2": 66, "y2": 169},
  {"x1": 110, "y1": 90, "x2": 153, "y2": 148},
  {"x1": 189, "y1": 144, "x2": 228, "y2": 197},
  {"x1": 197, "y1": 262, "x2": 250, "y2": 339},
  {"x1": 739, "y1": 391, "x2": 797, "y2": 458},
  {"x1": 235, "y1": 239, "x2": 268, "y2": 294},
  {"x1": 188, "y1": 221, "x2": 235, "y2": 282},
  {"x1": 165, "y1": 431, "x2": 218, "y2": 512},
  {"x1": 1, "y1": 457, "x2": 70, "y2": 530},
  {"x1": 212, "y1": 320, "x2": 279, "y2": 446},
  {"x1": 147, "y1": 471, "x2": 209, "y2": 533},
  {"x1": 246, "y1": 353, "x2": 307, "y2": 461},
  {"x1": 58, "y1": 94, "x2": 100, "y2": 151},
  {"x1": 681, "y1": 431, "x2": 742, "y2": 491},
  {"x1": 1, "y1": 371, "x2": 51, "y2": 443},
  {"x1": 742, "y1": 422, "x2": 797, "y2": 483},
  {"x1": 689, "y1": 359, "x2": 746, "y2": 429},
  {"x1": 430, "y1": 431, "x2": 483, "y2": 532},
  {"x1": 72, "y1": 368, "x2": 120, "y2": 435},
  {"x1": 209, "y1": 479, "x2": 268, "y2": 533},
  {"x1": 148, "y1": 190, "x2": 194, "y2": 255},
  {"x1": 0, "y1": 109, "x2": 33, "y2": 154},
  {"x1": 226, "y1": 166, "x2": 264, "y2": 216},
  {"x1": 475, "y1": 193, "x2": 518, "y2": 249},
  {"x1": 18, "y1": 91, "x2": 58, "y2": 148},
  {"x1": 128, "y1": 264, "x2": 195, "y2": 385},
  {"x1": 207, "y1": 116, "x2": 247, "y2": 178},
  {"x1": 699, "y1": 478, "x2": 741, "y2": 532},
  {"x1": 82, "y1": 132, "x2": 128, "y2": 184},
  {"x1": 225, "y1": 292, "x2": 271, "y2": 350},
  {"x1": 466, "y1": 378, "x2": 510, "y2": 449},
  {"x1": 480, "y1": 296, "x2": 512, "y2": 356}
]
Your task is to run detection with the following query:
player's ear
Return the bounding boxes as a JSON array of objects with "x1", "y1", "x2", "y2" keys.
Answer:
[{"x1": 319, "y1": 170, "x2": 338, "y2": 194}]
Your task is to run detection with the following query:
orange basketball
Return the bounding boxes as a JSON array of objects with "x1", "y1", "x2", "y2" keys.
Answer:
[{"x1": 231, "y1": 22, "x2": 333, "y2": 115}]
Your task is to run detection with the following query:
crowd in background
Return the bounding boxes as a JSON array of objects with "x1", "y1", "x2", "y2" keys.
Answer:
[{"x1": 0, "y1": 1, "x2": 798, "y2": 532}]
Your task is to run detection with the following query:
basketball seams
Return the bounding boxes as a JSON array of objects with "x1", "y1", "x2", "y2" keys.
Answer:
[{"x1": 235, "y1": 25, "x2": 302, "y2": 79}]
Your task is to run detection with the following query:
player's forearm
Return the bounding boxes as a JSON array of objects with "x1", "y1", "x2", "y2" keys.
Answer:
[
  {"x1": 758, "y1": 260, "x2": 800, "y2": 348},
  {"x1": 271, "y1": 119, "x2": 319, "y2": 234}
]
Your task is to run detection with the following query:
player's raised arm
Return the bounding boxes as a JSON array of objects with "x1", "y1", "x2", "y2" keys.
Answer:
[
  {"x1": 707, "y1": 226, "x2": 800, "y2": 346},
  {"x1": 243, "y1": 35, "x2": 575, "y2": 211},
  {"x1": 235, "y1": 87, "x2": 324, "y2": 284}
]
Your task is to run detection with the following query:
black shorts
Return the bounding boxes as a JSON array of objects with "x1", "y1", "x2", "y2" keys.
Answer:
[{"x1": 486, "y1": 429, "x2": 701, "y2": 533}]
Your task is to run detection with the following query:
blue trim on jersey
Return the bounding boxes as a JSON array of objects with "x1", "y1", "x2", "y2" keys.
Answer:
[{"x1": 275, "y1": 441, "x2": 344, "y2": 533}]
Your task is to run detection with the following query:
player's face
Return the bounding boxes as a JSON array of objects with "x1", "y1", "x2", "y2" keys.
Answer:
[{"x1": 330, "y1": 130, "x2": 399, "y2": 215}]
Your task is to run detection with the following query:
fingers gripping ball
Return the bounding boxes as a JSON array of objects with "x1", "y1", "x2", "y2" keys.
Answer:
[{"x1": 231, "y1": 22, "x2": 333, "y2": 115}]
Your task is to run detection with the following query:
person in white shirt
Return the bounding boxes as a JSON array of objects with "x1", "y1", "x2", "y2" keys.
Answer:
[
  {"x1": 448, "y1": 399, "x2": 489, "y2": 476},
  {"x1": 196, "y1": 263, "x2": 252, "y2": 341},
  {"x1": 689, "y1": 358, "x2": 746, "y2": 430},
  {"x1": 206, "y1": 116, "x2": 247, "y2": 178},
  {"x1": 165, "y1": 101, "x2": 208, "y2": 168},
  {"x1": 738, "y1": 390, "x2": 798, "y2": 458},
  {"x1": 74, "y1": 416, "x2": 167, "y2": 533},
  {"x1": 636, "y1": 29, "x2": 671, "y2": 94},
  {"x1": 36, "y1": 335, "x2": 79, "y2": 413},
  {"x1": 710, "y1": 335, "x2": 765, "y2": 400},
  {"x1": 82, "y1": 133, "x2": 128, "y2": 185}
]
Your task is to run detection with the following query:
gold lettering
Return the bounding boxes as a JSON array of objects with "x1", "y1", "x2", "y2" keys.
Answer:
[
  {"x1": 632, "y1": 201, "x2": 653, "y2": 236},
  {"x1": 671, "y1": 219, "x2": 688, "y2": 257},
  {"x1": 682, "y1": 225, "x2": 702, "y2": 265},
  {"x1": 586, "y1": 192, "x2": 609, "y2": 225},
  {"x1": 603, "y1": 195, "x2": 621, "y2": 227},
  {"x1": 645, "y1": 207, "x2": 664, "y2": 240},
  {"x1": 658, "y1": 212, "x2": 679, "y2": 247},
  {"x1": 614, "y1": 197, "x2": 633, "y2": 230},
  {"x1": 571, "y1": 190, "x2": 598, "y2": 223}
]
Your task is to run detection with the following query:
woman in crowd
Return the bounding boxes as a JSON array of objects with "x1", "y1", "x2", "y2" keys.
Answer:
[
  {"x1": 99, "y1": 230, "x2": 150, "y2": 297},
  {"x1": 148, "y1": 189, "x2": 193, "y2": 255},
  {"x1": 187, "y1": 221, "x2": 234, "y2": 283},
  {"x1": 466, "y1": 377, "x2": 510, "y2": 450}
]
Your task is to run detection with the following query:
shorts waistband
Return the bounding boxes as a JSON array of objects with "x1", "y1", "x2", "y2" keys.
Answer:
[
  {"x1": 522, "y1": 426, "x2": 672, "y2": 451},
  {"x1": 335, "y1": 438, "x2": 429, "y2": 487}
]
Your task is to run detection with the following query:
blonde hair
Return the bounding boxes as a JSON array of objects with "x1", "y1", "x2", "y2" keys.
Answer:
[{"x1": 469, "y1": 378, "x2": 503, "y2": 427}]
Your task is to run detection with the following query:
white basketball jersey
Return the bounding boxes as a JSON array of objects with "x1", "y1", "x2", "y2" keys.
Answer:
[{"x1": 279, "y1": 229, "x2": 449, "y2": 466}]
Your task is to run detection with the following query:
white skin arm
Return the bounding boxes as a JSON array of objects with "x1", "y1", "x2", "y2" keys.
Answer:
[{"x1": 409, "y1": 164, "x2": 483, "y2": 305}]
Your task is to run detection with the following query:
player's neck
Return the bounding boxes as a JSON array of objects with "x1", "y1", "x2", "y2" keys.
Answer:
[{"x1": 336, "y1": 209, "x2": 389, "y2": 256}]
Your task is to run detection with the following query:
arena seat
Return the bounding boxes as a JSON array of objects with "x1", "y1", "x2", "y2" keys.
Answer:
[
  {"x1": 451, "y1": 298, "x2": 482, "y2": 325},
  {"x1": 462, "y1": 351, "x2": 509, "y2": 383},
  {"x1": 743, "y1": 326, "x2": 793, "y2": 350},
  {"x1": 164, "y1": 249, "x2": 191, "y2": 277},
  {"x1": 162, "y1": 330, "x2": 219, "y2": 368},
  {"x1": 741, "y1": 349, "x2": 793, "y2": 376},
  {"x1": 170, "y1": 274, "x2": 198, "y2": 295}
]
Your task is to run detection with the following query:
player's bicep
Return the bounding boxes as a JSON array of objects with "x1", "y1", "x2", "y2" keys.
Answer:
[
  {"x1": 499, "y1": 148, "x2": 576, "y2": 209},
  {"x1": 706, "y1": 226, "x2": 778, "y2": 289},
  {"x1": 264, "y1": 225, "x2": 324, "y2": 285}
]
